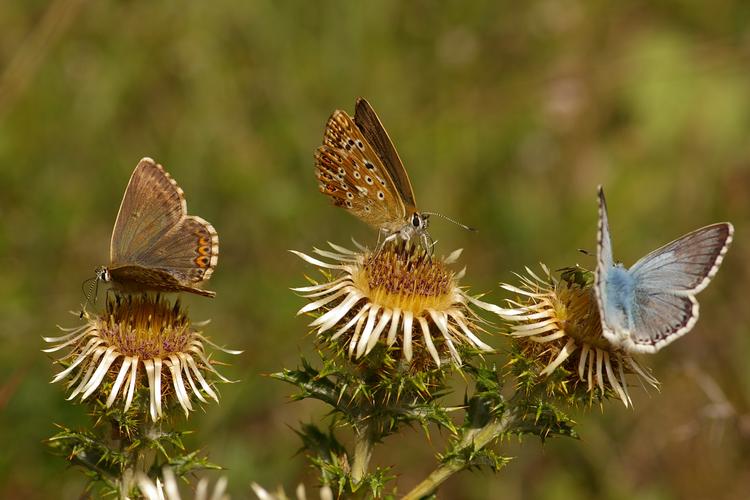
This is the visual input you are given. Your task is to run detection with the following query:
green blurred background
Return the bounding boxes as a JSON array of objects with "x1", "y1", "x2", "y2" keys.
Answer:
[{"x1": 1, "y1": 1, "x2": 749, "y2": 498}]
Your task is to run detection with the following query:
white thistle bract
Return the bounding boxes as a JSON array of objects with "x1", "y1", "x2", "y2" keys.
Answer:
[
  {"x1": 137, "y1": 467, "x2": 229, "y2": 500},
  {"x1": 251, "y1": 482, "x2": 334, "y2": 500}
]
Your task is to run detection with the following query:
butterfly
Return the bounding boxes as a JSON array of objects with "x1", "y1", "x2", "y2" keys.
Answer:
[
  {"x1": 594, "y1": 186, "x2": 733, "y2": 353},
  {"x1": 93, "y1": 157, "x2": 219, "y2": 298},
  {"x1": 315, "y1": 98, "x2": 433, "y2": 248}
]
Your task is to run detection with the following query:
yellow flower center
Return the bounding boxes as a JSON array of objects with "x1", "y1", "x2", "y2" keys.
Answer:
[
  {"x1": 352, "y1": 246, "x2": 456, "y2": 315},
  {"x1": 553, "y1": 282, "x2": 609, "y2": 349}
]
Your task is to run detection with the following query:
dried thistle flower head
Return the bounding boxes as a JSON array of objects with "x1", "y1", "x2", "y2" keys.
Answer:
[
  {"x1": 292, "y1": 240, "x2": 496, "y2": 367},
  {"x1": 498, "y1": 265, "x2": 658, "y2": 407},
  {"x1": 45, "y1": 294, "x2": 239, "y2": 421}
]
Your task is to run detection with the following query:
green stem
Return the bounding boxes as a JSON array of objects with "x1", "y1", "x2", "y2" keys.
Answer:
[
  {"x1": 118, "y1": 420, "x2": 159, "y2": 498},
  {"x1": 402, "y1": 408, "x2": 519, "y2": 500},
  {"x1": 351, "y1": 420, "x2": 376, "y2": 484}
]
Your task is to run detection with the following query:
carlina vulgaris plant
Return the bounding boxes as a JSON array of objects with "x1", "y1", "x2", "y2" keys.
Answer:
[
  {"x1": 496, "y1": 264, "x2": 659, "y2": 407},
  {"x1": 44, "y1": 293, "x2": 240, "y2": 497},
  {"x1": 277, "y1": 238, "x2": 579, "y2": 499},
  {"x1": 291, "y1": 239, "x2": 495, "y2": 367}
]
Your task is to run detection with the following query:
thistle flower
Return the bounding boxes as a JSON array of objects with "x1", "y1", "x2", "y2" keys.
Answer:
[
  {"x1": 291, "y1": 240, "x2": 496, "y2": 367},
  {"x1": 498, "y1": 264, "x2": 658, "y2": 407},
  {"x1": 45, "y1": 294, "x2": 238, "y2": 421},
  {"x1": 136, "y1": 467, "x2": 229, "y2": 500}
]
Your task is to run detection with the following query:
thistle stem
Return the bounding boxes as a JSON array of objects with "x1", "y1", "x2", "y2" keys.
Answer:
[
  {"x1": 402, "y1": 408, "x2": 519, "y2": 500},
  {"x1": 351, "y1": 420, "x2": 376, "y2": 484},
  {"x1": 118, "y1": 420, "x2": 159, "y2": 498}
]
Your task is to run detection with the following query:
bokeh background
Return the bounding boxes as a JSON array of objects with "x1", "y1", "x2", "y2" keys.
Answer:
[{"x1": 1, "y1": 1, "x2": 749, "y2": 498}]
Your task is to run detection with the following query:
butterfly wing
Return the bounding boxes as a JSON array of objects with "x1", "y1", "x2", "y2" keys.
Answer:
[
  {"x1": 109, "y1": 158, "x2": 219, "y2": 293},
  {"x1": 595, "y1": 186, "x2": 614, "y2": 270},
  {"x1": 617, "y1": 223, "x2": 733, "y2": 352},
  {"x1": 315, "y1": 105, "x2": 407, "y2": 231},
  {"x1": 594, "y1": 186, "x2": 619, "y2": 336},
  {"x1": 629, "y1": 223, "x2": 733, "y2": 294},
  {"x1": 111, "y1": 158, "x2": 184, "y2": 265},
  {"x1": 138, "y1": 215, "x2": 219, "y2": 283},
  {"x1": 108, "y1": 266, "x2": 216, "y2": 297},
  {"x1": 618, "y1": 291, "x2": 698, "y2": 353},
  {"x1": 354, "y1": 98, "x2": 417, "y2": 212},
  {"x1": 594, "y1": 184, "x2": 733, "y2": 353}
]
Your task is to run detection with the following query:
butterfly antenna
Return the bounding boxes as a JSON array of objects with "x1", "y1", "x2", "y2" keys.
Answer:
[
  {"x1": 578, "y1": 248, "x2": 592, "y2": 256},
  {"x1": 79, "y1": 276, "x2": 103, "y2": 318},
  {"x1": 80, "y1": 277, "x2": 96, "y2": 317},
  {"x1": 422, "y1": 212, "x2": 477, "y2": 232}
]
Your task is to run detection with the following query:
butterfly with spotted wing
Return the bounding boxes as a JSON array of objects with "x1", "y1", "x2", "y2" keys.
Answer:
[{"x1": 315, "y1": 98, "x2": 471, "y2": 249}]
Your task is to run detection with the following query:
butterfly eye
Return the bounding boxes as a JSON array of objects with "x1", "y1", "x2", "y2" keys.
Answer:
[
  {"x1": 412, "y1": 214, "x2": 421, "y2": 228},
  {"x1": 95, "y1": 267, "x2": 111, "y2": 282}
]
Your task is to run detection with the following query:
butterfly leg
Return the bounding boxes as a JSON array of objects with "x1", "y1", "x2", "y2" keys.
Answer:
[
  {"x1": 376, "y1": 228, "x2": 388, "y2": 248},
  {"x1": 419, "y1": 231, "x2": 435, "y2": 257},
  {"x1": 395, "y1": 224, "x2": 433, "y2": 257},
  {"x1": 375, "y1": 230, "x2": 399, "y2": 255}
]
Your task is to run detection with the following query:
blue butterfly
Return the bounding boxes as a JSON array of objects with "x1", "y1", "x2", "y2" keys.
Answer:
[{"x1": 595, "y1": 186, "x2": 733, "y2": 353}]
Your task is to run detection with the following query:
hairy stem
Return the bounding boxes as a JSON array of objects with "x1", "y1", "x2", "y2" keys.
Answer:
[
  {"x1": 402, "y1": 408, "x2": 519, "y2": 500},
  {"x1": 351, "y1": 420, "x2": 376, "y2": 484}
]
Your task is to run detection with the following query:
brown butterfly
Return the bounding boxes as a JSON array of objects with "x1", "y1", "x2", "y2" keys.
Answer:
[
  {"x1": 315, "y1": 98, "x2": 444, "y2": 248},
  {"x1": 92, "y1": 158, "x2": 218, "y2": 298}
]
